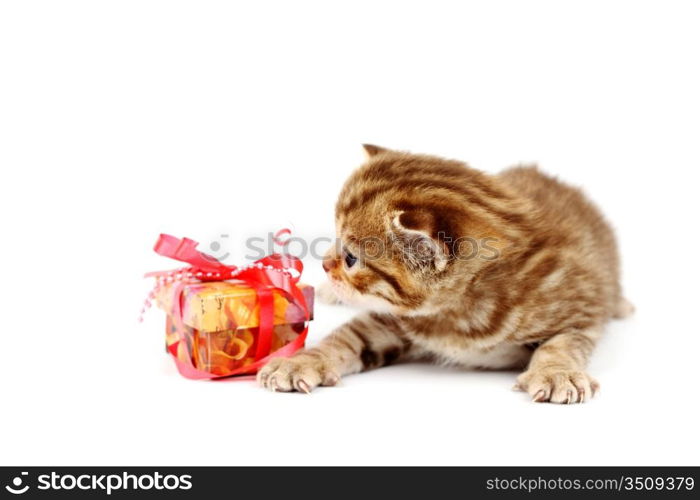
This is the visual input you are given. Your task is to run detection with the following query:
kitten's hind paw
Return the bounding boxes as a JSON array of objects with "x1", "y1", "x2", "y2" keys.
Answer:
[{"x1": 515, "y1": 369, "x2": 599, "y2": 404}]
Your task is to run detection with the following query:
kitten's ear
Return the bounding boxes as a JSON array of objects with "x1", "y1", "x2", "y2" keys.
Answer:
[
  {"x1": 391, "y1": 210, "x2": 448, "y2": 272},
  {"x1": 362, "y1": 143, "x2": 389, "y2": 158}
]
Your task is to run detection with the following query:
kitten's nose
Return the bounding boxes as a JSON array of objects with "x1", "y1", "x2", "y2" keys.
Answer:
[{"x1": 322, "y1": 257, "x2": 337, "y2": 273}]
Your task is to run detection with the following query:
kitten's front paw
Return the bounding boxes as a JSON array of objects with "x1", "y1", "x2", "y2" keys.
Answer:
[
  {"x1": 515, "y1": 369, "x2": 599, "y2": 404},
  {"x1": 257, "y1": 350, "x2": 340, "y2": 393}
]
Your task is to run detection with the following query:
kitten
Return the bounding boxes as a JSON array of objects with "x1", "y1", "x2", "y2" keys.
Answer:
[{"x1": 258, "y1": 145, "x2": 632, "y2": 403}]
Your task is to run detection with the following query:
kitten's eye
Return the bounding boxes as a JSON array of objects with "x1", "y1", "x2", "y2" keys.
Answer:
[{"x1": 344, "y1": 250, "x2": 357, "y2": 268}]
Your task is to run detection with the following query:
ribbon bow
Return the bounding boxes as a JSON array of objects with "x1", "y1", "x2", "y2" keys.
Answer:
[{"x1": 142, "y1": 231, "x2": 309, "y2": 379}]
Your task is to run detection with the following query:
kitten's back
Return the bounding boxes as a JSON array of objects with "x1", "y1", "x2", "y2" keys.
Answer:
[{"x1": 498, "y1": 165, "x2": 622, "y2": 310}]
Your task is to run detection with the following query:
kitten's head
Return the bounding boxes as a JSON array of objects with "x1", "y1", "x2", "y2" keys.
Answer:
[{"x1": 323, "y1": 145, "x2": 514, "y2": 315}]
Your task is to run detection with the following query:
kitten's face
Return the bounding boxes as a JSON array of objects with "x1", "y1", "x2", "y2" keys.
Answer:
[
  {"x1": 321, "y1": 227, "x2": 432, "y2": 315},
  {"x1": 322, "y1": 145, "x2": 488, "y2": 315}
]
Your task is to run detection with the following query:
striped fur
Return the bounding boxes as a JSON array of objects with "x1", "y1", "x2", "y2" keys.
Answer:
[{"x1": 258, "y1": 146, "x2": 632, "y2": 403}]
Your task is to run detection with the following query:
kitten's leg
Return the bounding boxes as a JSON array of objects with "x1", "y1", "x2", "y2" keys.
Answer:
[
  {"x1": 257, "y1": 313, "x2": 410, "y2": 393},
  {"x1": 515, "y1": 326, "x2": 602, "y2": 404}
]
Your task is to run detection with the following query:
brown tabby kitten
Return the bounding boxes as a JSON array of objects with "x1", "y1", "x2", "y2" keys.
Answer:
[{"x1": 258, "y1": 145, "x2": 632, "y2": 403}]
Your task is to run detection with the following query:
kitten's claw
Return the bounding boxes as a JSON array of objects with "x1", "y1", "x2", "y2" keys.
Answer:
[
  {"x1": 532, "y1": 390, "x2": 546, "y2": 402},
  {"x1": 297, "y1": 379, "x2": 311, "y2": 394}
]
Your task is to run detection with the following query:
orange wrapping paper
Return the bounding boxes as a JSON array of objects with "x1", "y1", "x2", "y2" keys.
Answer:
[{"x1": 156, "y1": 282, "x2": 314, "y2": 377}]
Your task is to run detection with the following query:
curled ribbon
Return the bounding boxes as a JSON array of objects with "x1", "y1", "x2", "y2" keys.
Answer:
[{"x1": 144, "y1": 231, "x2": 309, "y2": 380}]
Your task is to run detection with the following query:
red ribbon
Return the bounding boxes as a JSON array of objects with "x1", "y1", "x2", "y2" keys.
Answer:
[{"x1": 146, "y1": 232, "x2": 309, "y2": 380}]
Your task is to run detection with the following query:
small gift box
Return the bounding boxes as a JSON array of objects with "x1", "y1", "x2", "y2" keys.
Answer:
[
  {"x1": 157, "y1": 281, "x2": 314, "y2": 377},
  {"x1": 144, "y1": 233, "x2": 313, "y2": 379}
]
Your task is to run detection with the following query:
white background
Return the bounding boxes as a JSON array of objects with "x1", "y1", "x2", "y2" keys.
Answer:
[{"x1": 1, "y1": 1, "x2": 699, "y2": 466}]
